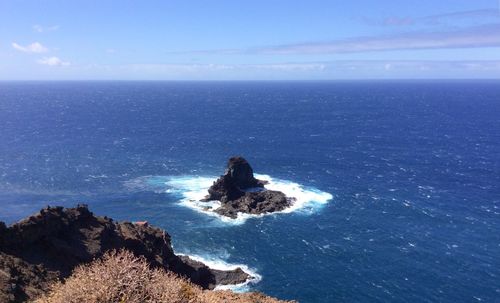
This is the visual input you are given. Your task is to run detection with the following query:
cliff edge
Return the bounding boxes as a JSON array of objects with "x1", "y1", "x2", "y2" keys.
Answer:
[{"x1": 0, "y1": 205, "x2": 250, "y2": 302}]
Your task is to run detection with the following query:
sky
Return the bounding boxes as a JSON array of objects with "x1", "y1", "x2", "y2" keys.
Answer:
[{"x1": 1, "y1": 0, "x2": 500, "y2": 80}]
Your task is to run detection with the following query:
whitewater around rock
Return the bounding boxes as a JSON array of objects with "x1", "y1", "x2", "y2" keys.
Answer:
[{"x1": 200, "y1": 157, "x2": 294, "y2": 218}]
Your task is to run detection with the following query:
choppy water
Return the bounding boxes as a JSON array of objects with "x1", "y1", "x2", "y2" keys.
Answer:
[{"x1": 0, "y1": 81, "x2": 499, "y2": 302}]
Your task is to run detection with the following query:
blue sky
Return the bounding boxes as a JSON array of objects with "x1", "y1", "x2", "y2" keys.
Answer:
[{"x1": 1, "y1": 0, "x2": 500, "y2": 80}]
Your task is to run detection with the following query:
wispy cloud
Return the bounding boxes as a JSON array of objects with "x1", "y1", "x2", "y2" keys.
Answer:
[
  {"x1": 325, "y1": 60, "x2": 500, "y2": 72},
  {"x1": 361, "y1": 16, "x2": 414, "y2": 27},
  {"x1": 363, "y1": 8, "x2": 500, "y2": 27},
  {"x1": 252, "y1": 63, "x2": 326, "y2": 71},
  {"x1": 382, "y1": 17, "x2": 414, "y2": 26},
  {"x1": 165, "y1": 48, "x2": 242, "y2": 55},
  {"x1": 421, "y1": 9, "x2": 500, "y2": 24},
  {"x1": 69, "y1": 60, "x2": 500, "y2": 80},
  {"x1": 37, "y1": 56, "x2": 70, "y2": 66},
  {"x1": 12, "y1": 42, "x2": 48, "y2": 53},
  {"x1": 167, "y1": 23, "x2": 500, "y2": 56},
  {"x1": 33, "y1": 24, "x2": 59, "y2": 33},
  {"x1": 122, "y1": 63, "x2": 326, "y2": 73},
  {"x1": 258, "y1": 24, "x2": 500, "y2": 54},
  {"x1": 5, "y1": 60, "x2": 498, "y2": 80}
]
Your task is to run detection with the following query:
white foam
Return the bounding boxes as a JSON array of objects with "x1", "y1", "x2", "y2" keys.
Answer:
[
  {"x1": 176, "y1": 253, "x2": 261, "y2": 292},
  {"x1": 163, "y1": 173, "x2": 333, "y2": 225},
  {"x1": 255, "y1": 174, "x2": 333, "y2": 214}
]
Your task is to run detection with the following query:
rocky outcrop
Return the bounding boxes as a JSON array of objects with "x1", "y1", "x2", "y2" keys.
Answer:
[
  {"x1": 0, "y1": 205, "x2": 250, "y2": 302},
  {"x1": 205, "y1": 157, "x2": 266, "y2": 202},
  {"x1": 203, "y1": 157, "x2": 293, "y2": 218}
]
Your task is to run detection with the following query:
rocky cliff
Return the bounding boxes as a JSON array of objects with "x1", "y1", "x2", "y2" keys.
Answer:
[{"x1": 0, "y1": 205, "x2": 250, "y2": 302}]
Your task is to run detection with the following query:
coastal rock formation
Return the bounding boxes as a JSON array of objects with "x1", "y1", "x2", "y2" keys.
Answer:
[
  {"x1": 34, "y1": 250, "x2": 294, "y2": 303},
  {"x1": 203, "y1": 157, "x2": 293, "y2": 218},
  {"x1": 0, "y1": 205, "x2": 250, "y2": 302}
]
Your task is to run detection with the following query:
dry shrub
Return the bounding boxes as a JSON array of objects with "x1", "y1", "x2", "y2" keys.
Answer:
[
  {"x1": 35, "y1": 250, "x2": 295, "y2": 303},
  {"x1": 35, "y1": 250, "x2": 203, "y2": 303},
  {"x1": 201, "y1": 290, "x2": 297, "y2": 303}
]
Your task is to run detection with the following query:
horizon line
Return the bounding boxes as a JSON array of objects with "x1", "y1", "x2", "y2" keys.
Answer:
[{"x1": 1, "y1": 78, "x2": 500, "y2": 82}]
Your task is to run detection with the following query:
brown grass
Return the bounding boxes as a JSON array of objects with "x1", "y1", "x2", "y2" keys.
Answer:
[{"x1": 35, "y1": 250, "x2": 295, "y2": 303}]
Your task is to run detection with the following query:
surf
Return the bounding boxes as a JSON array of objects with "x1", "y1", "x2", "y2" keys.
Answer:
[
  {"x1": 176, "y1": 252, "x2": 262, "y2": 292},
  {"x1": 128, "y1": 174, "x2": 333, "y2": 225}
]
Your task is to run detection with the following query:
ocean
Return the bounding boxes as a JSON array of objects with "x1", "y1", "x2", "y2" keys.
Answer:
[{"x1": 0, "y1": 81, "x2": 499, "y2": 302}]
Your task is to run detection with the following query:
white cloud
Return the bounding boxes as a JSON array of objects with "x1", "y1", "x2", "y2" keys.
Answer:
[
  {"x1": 33, "y1": 25, "x2": 59, "y2": 33},
  {"x1": 12, "y1": 42, "x2": 48, "y2": 53},
  {"x1": 37, "y1": 56, "x2": 70, "y2": 66}
]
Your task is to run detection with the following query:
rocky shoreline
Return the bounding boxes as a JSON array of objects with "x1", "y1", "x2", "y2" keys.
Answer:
[
  {"x1": 0, "y1": 205, "x2": 252, "y2": 302},
  {"x1": 202, "y1": 157, "x2": 295, "y2": 218}
]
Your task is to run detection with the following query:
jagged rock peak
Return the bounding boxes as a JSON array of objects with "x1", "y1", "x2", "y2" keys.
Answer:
[{"x1": 225, "y1": 156, "x2": 264, "y2": 189}]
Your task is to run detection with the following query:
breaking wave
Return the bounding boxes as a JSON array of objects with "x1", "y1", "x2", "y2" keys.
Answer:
[{"x1": 176, "y1": 253, "x2": 261, "y2": 292}]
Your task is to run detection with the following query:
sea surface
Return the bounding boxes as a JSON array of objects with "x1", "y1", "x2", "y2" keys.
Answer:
[{"x1": 0, "y1": 81, "x2": 499, "y2": 302}]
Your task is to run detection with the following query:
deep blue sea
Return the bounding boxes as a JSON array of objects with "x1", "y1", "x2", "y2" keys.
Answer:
[{"x1": 1, "y1": 81, "x2": 499, "y2": 302}]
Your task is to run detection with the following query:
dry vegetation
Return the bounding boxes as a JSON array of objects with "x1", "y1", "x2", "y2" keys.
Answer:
[{"x1": 35, "y1": 250, "x2": 295, "y2": 303}]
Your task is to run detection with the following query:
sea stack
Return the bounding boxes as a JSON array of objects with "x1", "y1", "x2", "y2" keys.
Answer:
[{"x1": 202, "y1": 156, "x2": 293, "y2": 218}]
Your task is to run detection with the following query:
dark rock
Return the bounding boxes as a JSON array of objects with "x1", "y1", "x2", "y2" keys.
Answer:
[
  {"x1": 0, "y1": 252, "x2": 59, "y2": 303},
  {"x1": 203, "y1": 157, "x2": 293, "y2": 218},
  {"x1": 178, "y1": 256, "x2": 249, "y2": 286},
  {"x1": 205, "y1": 173, "x2": 245, "y2": 202},
  {"x1": 0, "y1": 205, "x2": 251, "y2": 302},
  {"x1": 211, "y1": 267, "x2": 250, "y2": 286},
  {"x1": 214, "y1": 190, "x2": 290, "y2": 219},
  {"x1": 204, "y1": 157, "x2": 266, "y2": 203},
  {"x1": 225, "y1": 156, "x2": 264, "y2": 189}
]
